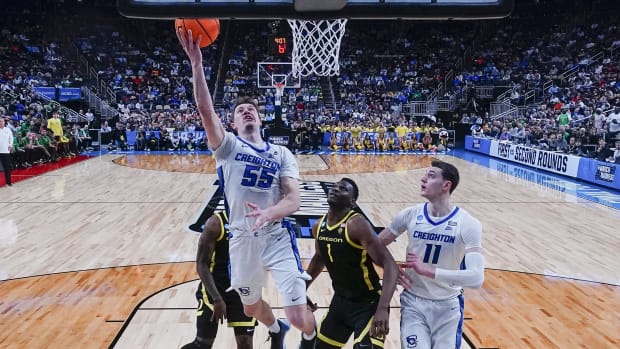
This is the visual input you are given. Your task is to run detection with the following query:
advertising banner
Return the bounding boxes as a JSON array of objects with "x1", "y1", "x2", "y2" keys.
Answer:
[
  {"x1": 488, "y1": 140, "x2": 580, "y2": 177},
  {"x1": 58, "y1": 88, "x2": 82, "y2": 102},
  {"x1": 33, "y1": 86, "x2": 56, "y2": 99}
]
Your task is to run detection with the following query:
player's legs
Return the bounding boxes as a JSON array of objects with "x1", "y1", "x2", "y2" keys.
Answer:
[
  {"x1": 242, "y1": 299, "x2": 275, "y2": 327},
  {"x1": 182, "y1": 283, "x2": 219, "y2": 349},
  {"x1": 230, "y1": 234, "x2": 284, "y2": 348},
  {"x1": 232, "y1": 327, "x2": 254, "y2": 349},
  {"x1": 316, "y1": 296, "x2": 353, "y2": 349},
  {"x1": 225, "y1": 287, "x2": 257, "y2": 349},
  {"x1": 400, "y1": 292, "x2": 432, "y2": 349},
  {"x1": 265, "y1": 229, "x2": 315, "y2": 333},
  {"x1": 428, "y1": 294, "x2": 464, "y2": 349},
  {"x1": 229, "y1": 234, "x2": 267, "y2": 306},
  {"x1": 264, "y1": 227, "x2": 316, "y2": 349},
  {"x1": 229, "y1": 234, "x2": 272, "y2": 323},
  {"x1": 351, "y1": 299, "x2": 384, "y2": 349}
]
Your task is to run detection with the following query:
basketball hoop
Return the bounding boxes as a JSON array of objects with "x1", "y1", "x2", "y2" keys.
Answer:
[
  {"x1": 274, "y1": 83, "x2": 285, "y2": 97},
  {"x1": 287, "y1": 19, "x2": 348, "y2": 77},
  {"x1": 274, "y1": 83, "x2": 285, "y2": 106}
]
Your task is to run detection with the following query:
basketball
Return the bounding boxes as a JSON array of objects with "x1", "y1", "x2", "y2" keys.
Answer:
[{"x1": 175, "y1": 18, "x2": 220, "y2": 47}]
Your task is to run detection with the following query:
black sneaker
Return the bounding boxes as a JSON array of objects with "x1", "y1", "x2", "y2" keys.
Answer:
[
  {"x1": 180, "y1": 339, "x2": 203, "y2": 349},
  {"x1": 298, "y1": 334, "x2": 316, "y2": 349},
  {"x1": 269, "y1": 318, "x2": 290, "y2": 349}
]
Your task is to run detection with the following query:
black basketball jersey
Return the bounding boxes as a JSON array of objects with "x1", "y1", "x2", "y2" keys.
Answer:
[
  {"x1": 210, "y1": 211, "x2": 231, "y2": 288},
  {"x1": 316, "y1": 210, "x2": 382, "y2": 302}
]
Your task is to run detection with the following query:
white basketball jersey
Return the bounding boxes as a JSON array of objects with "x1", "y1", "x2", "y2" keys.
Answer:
[
  {"x1": 213, "y1": 132, "x2": 299, "y2": 236},
  {"x1": 389, "y1": 203, "x2": 481, "y2": 300}
]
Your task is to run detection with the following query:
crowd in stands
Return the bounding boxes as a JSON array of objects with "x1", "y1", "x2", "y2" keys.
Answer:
[
  {"x1": 467, "y1": 103, "x2": 620, "y2": 163},
  {"x1": 73, "y1": 18, "x2": 220, "y2": 135},
  {"x1": 459, "y1": 7, "x2": 620, "y2": 164},
  {"x1": 0, "y1": 6, "x2": 95, "y2": 169}
]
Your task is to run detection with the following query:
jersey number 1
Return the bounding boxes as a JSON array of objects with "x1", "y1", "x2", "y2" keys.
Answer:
[
  {"x1": 241, "y1": 165, "x2": 276, "y2": 189},
  {"x1": 423, "y1": 244, "x2": 442, "y2": 264}
]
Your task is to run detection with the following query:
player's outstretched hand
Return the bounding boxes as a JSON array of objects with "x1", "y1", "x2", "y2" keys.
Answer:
[
  {"x1": 245, "y1": 202, "x2": 273, "y2": 232},
  {"x1": 211, "y1": 299, "x2": 227, "y2": 324},
  {"x1": 370, "y1": 307, "x2": 389, "y2": 338},
  {"x1": 176, "y1": 28, "x2": 203, "y2": 65},
  {"x1": 406, "y1": 253, "x2": 435, "y2": 279},
  {"x1": 306, "y1": 296, "x2": 318, "y2": 312},
  {"x1": 397, "y1": 262, "x2": 413, "y2": 290}
]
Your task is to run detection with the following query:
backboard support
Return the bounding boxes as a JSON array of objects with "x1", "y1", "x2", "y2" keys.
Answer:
[{"x1": 117, "y1": 0, "x2": 514, "y2": 20}]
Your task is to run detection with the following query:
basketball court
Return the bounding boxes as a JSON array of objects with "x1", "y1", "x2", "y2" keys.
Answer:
[
  {"x1": 0, "y1": 150, "x2": 618, "y2": 348},
  {"x1": 2, "y1": 1, "x2": 619, "y2": 348}
]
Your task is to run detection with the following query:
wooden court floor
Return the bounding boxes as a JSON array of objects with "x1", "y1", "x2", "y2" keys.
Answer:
[{"x1": 0, "y1": 153, "x2": 618, "y2": 349}]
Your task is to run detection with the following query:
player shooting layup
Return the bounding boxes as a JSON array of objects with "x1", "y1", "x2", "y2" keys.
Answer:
[{"x1": 177, "y1": 29, "x2": 317, "y2": 349}]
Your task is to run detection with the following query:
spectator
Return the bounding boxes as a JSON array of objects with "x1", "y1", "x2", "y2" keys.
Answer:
[
  {"x1": 593, "y1": 138, "x2": 613, "y2": 161},
  {"x1": 498, "y1": 127, "x2": 511, "y2": 141},
  {"x1": 607, "y1": 106, "x2": 620, "y2": 140},
  {"x1": 613, "y1": 140, "x2": 620, "y2": 164},
  {"x1": 553, "y1": 132, "x2": 568, "y2": 152}
]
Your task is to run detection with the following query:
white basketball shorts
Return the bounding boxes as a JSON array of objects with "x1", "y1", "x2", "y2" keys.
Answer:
[
  {"x1": 400, "y1": 291, "x2": 465, "y2": 349},
  {"x1": 228, "y1": 225, "x2": 308, "y2": 307}
]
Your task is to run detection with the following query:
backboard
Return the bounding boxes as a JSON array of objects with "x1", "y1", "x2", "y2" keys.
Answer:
[
  {"x1": 117, "y1": 0, "x2": 514, "y2": 20},
  {"x1": 257, "y1": 62, "x2": 301, "y2": 89}
]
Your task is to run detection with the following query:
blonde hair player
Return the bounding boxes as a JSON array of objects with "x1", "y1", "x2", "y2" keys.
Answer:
[{"x1": 177, "y1": 29, "x2": 318, "y2": 349}]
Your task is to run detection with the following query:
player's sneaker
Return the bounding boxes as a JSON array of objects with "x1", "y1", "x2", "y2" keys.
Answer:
[
  {"x1": 269, "y1": 318, "x2": 291, "y2": 349},
  {"x1": 298, "y1": 334, "x2": 316, "y2": 349},
  {"x1": 180, "y1": 339, "x2": 204, "y2": 349}
]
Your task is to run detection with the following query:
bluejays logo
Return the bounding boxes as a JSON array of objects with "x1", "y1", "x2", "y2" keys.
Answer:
[
  {"x1": 189, "y1": 180, "x2": 382, "y2": 238},
  {"x1": 406, "y1": 335, "x2": 418, "y2": 348}
]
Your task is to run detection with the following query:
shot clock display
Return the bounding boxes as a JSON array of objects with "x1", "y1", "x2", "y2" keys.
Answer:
[{"x1": 270, "y1": 35, "x2": 289, "y2": 57}]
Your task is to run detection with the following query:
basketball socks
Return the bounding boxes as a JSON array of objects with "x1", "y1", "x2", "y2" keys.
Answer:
[
  {"x1": 302, "y1": 329, "x2": 316, "y2": 341},
  {"x1": 268, "y1": 320, "x2": 281, "y2": 333},
  {"x1": 269, "y1": 319, "x2": 290, "y2": 349},
  {"x1": 299, "y1": 324, "x2": 317, "y2": 349}
]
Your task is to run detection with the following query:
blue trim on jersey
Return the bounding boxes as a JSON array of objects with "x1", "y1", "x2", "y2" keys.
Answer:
[
  {"x1": 423, "y1": 203, "x2": 460, "y2": 226},
  {"x1": 216, "y1": 165, "x2": 233, "y2": 281},
  {"x1": 283, "y1": 219, "x2": 305, "y2": 272},
  {"x1": 236, "y1": 136, "x2": 271, "y2": 153},
  {"x1": 216, "y1": 166, "x2": 230, "y2": 218},
  {"x1": 455, "y1": 293, "x2": 464, "y2": 349}
]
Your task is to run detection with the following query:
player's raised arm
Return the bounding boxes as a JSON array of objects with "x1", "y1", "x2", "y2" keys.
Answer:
[{"x1": 176, "y1": 28, "x2": 225, "y2": 150}]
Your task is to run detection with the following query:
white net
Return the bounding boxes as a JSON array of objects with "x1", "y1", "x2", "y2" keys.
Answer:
[
  {"x1": 287, "y1": 19, "x2": 348, "y2": 77},
  {"x1": 274, "y1": 83, "x2": 285, "y2": 106}
]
